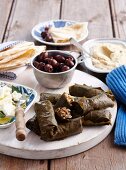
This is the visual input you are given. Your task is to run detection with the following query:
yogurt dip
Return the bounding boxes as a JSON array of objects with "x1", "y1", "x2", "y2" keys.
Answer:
[{"x1": 91, "y1": 43, "x2": 126, "y2": 70}]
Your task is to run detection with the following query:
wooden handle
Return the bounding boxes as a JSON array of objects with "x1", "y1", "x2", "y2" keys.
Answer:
[{"x1": 15, "y1": 107, "x2": 26, "y2": 141}]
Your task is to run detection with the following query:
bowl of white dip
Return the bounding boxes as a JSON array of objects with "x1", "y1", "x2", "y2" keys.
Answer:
[{"x1": 82, "y1": 38, "x2": 126, "y2": 73}]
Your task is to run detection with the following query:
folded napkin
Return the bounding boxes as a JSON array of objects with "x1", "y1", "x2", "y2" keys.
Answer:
[{"x1": 106, "y1": 65, "x2": 126, "y2": 146}]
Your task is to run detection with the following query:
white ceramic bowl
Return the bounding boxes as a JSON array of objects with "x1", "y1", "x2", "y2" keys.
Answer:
[
  {"x1": 82, "y1": 38, "x2": 126, "y2": 73},
  {"x1": 31, "y1": 20, "x2": 88, "y2": 46},
  {"x1": 0, "y1": 81, "x2": 37, "y2": 129},
  {"x1": 0, "y1": 118, "x2": 15, "y2": 129}
]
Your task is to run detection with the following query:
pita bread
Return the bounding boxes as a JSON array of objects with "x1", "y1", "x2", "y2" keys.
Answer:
[
  {"x1": 0, "y1": 44, "x2": 46, "y2": 71},
  {"x1": 0, "y1": 42, "x2": 34, "y2": 60},
  {"x1": 0, "y1": 49, "x2": 34, "y2": 70},
  {"x1": 0, "y1": 48, "x2": 36, "y2": 64},
  {"x1": 0, "y1": 41, "x2": 46, "y2": 64},
  {"x1": 49, "y1": 22, "x2": 88, "y2": 43}
]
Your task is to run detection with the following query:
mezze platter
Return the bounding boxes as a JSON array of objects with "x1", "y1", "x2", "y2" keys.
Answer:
[{"x1": 0, "y1": 69, "x2": 117, "y2": 159}]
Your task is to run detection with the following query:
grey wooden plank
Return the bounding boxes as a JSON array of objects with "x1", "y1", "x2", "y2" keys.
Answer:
[
  {"x1": 61, "y1": 0, "x2": 113, "y2": 39},
  {"x1": 0, "y1": 0, "x2": 13, "y2": 42},
  {"x1": 4, "y1": 0, "x2": 61, "y2": 42},
  {"x1": 0, "y1": 154, "x2": 48, "y2": 170},
  {"x1": 110, "y1": 0, "x2": 126, "y2": 38}
]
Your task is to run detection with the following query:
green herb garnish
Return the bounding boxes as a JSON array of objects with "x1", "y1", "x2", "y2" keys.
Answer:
[
  {"x1": 0, "y1": 111, "x2": 5, "y2": 118},
  {"x1": 12, "y1": 85, "x2": 20, "y2": 93}
]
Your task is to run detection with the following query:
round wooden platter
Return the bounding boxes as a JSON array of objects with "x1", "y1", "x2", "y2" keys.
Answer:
[{"x1": 0, "y1": 69, "x2": 117, "y2": 159}]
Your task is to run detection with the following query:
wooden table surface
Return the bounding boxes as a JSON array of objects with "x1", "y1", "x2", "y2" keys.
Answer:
[{"x1": 0, "y1": 0, "x2": 126, "y2": 169}]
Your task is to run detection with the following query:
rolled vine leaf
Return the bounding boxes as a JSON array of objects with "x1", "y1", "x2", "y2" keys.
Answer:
[
  {"x1": 72, "y1": 93, "x2": 114, "y2": 116},
  {"x1": 81, "y1": 109, "x2": 112, "y2": 126},
  {"x1": 31, "y1": 100, "x2": 83, "y2": 141}
]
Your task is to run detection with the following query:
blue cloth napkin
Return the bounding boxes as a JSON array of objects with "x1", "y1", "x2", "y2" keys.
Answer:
[{"x1": 106, "y1": 65, "x2": 126, "y2": 146}]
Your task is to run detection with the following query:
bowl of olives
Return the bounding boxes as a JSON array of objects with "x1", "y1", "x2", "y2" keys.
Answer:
[{"x1": 31, "y1": 50, "x2": 78, "y2": 89}]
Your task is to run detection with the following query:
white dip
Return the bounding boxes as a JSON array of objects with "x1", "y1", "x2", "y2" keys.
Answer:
[{"x1": 91, "y1": 43, "x2": 126, "y2": 70}]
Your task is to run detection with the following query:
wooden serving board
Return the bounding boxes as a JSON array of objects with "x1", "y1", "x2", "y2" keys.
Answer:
[{"x1": 0, "y1": 69, "x2": 117, "y2": 159}]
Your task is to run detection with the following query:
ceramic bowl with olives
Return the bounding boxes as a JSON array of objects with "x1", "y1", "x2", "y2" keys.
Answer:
[{"x1": 31, "y1": 50, "x2": 78, "y2": 89}]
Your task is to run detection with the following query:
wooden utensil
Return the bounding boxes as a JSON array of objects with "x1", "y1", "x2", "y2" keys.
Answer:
[
  {"x1": 15, "y1": 107, "x2": 26, "y2": 141},
  {"x1": 15, "y1": 93, "x2": 27, "y2": 141}
]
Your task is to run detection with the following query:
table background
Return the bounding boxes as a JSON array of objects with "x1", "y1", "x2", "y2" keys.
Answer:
[{"x1": 0, "y1": 0, "x2": 126, "y2": 170}]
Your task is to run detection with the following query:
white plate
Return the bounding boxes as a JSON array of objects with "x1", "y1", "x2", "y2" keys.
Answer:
[
  {"x1": 0, "y1": 70, "x2": 117, "y2": 159},
  {"x1": 82, "y1": 38, "x2": 126, "y2": 73},
  {"x1": 0, "y1": 81, "x2": 37, "y2": 128},
  {"x1": 31, "y1": 20, "x2": 88, "y2": 46}
]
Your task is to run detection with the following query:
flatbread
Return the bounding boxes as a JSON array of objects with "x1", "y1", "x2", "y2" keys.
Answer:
[
  {"x1": 0, "y1": 49, "x2": 34, "y2": 70},
  {"x1": 0, "y1": 45, "x2": 46, "y2": 71},
  {"x1": 0, "y1": 48, "x2": 35, "y2": 64},
  {"x1": 0, "y1": 42, "x2": 34, "y2": 60},
  {"x1": 49, "y1": 22, "x2": 88, "y2": 43}
]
